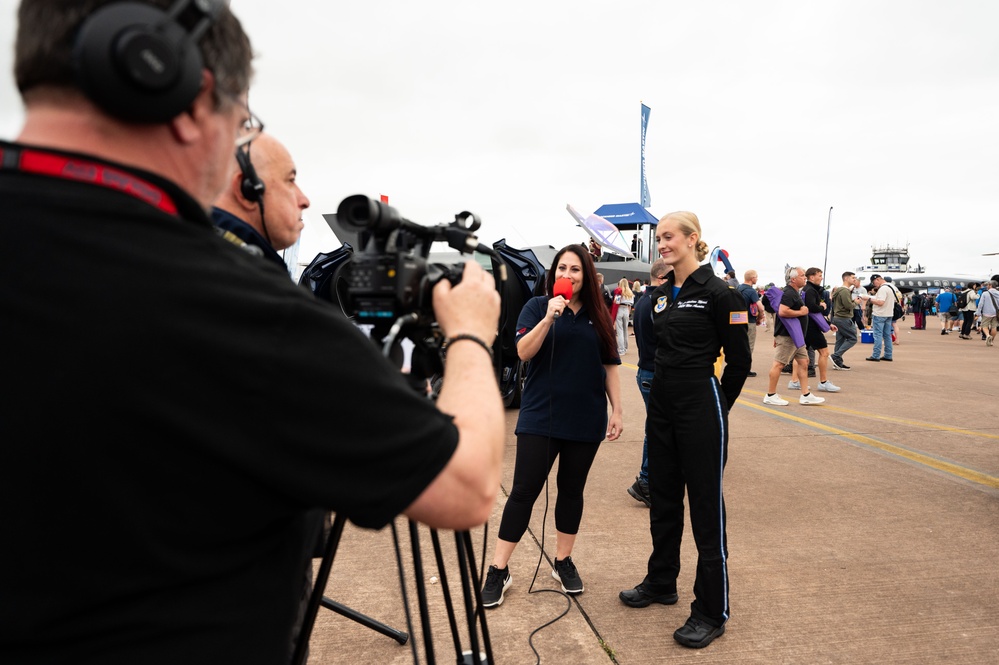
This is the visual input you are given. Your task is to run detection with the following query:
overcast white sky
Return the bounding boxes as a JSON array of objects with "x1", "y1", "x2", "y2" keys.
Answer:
[{"x1": 2, "y1": 0, "x2": 996, "y2": 286}]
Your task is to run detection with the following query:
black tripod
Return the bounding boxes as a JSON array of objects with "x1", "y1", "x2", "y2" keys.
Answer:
[
  {"x1": 291, "y1": 513, "x2": 495, "y2": 665},
  {"x1": 290, "y1": 513, "x2": 407, "y2": 665}
]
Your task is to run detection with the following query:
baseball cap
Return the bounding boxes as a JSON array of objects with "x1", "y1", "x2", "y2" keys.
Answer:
[{"x1": 865, "y1": 274, "x2": 881, "y2": 289}]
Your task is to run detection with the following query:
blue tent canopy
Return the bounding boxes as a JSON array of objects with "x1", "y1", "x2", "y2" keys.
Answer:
[{"x1": 592, "y1": 203, "x2": 659, "y2": 230}]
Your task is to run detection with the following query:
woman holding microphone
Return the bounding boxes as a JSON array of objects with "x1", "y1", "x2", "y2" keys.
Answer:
[{"x1": 481, "y1": 244, "x2": 622, "y2": 607}]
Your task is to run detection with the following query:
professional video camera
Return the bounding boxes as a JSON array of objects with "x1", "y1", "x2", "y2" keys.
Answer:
[
  {"x1": 295, "y1": 196, "x2": 520, "y2": 665},
  {"x1": 300, "y1": 195, "x2": 508, "y2": 385}
]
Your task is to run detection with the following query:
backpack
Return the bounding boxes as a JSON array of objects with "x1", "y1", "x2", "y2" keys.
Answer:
[
  {"x1": 956, "y1": 289, "x2": 968, "y2": 309},
  {"x1": 602, "y1": 286, "x2": 614, "y2": 309},
  {"x1": 887, "y1": 287, "x2": 903, "y2": 320},
  {"x1": 737, "y1": 284, "x2": 759, "y2": 317}
]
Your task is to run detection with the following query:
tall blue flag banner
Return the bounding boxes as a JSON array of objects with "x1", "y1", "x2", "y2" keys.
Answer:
[{"x1": 640, "y1": 103, "x2": 651, "y2": 208}]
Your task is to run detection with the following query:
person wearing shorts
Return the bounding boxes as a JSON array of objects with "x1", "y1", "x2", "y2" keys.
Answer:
[{"x1": 764, "y1": 267, "x2": 824, "y2": 406}]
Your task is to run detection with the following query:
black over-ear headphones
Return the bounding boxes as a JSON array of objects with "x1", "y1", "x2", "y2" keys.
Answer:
[
  {"x1": 72, "y1": 0, "x2": 223, "y2": 123},
  {"x1": 236, "y1": 147, "x2": 266, "y2": 203}
]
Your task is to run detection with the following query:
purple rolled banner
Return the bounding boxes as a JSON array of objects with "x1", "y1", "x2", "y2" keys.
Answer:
[
  {"x1": 765, "y1": 286, "x2": 805, "y2": 348},
  {"x1": 809, "y1": 311, "x2": 830, "y2": 333}
]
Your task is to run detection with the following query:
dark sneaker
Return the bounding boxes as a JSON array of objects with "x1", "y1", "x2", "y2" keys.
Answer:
[
  {"x1": 807, "y1": 366, "x2": 816, "y2": 378},
  {"x1": 481, "y1": 565, "x2": 511, "y2": 608},
  {"x1": 880, "y1": 357, "x2": 892, "y2": 361},
  {"x1": 865, "y1": 356, "x2": 880, "y2": 362},
  {"x1": 673, "y1": 616, "x2": 726, "y2": 649},
  {"x1": 830, "y1": 357, "x2": 851, "y2": 371},
  {"x1": 552, "y1": 557, "x2": 583, "y2": 594},
  {"x1": 627, "y1": 477, "x2": 651, "y2": 507},
  {"x1": 780, "y1": 363, "x2": 793, "y2": 374},
  {"x1": 619, "y1": 583, "x2": 678, "y2": 608}
]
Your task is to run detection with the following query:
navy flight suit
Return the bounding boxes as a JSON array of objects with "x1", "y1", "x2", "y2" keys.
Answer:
[{"x1": 643, "y1": 263, "x2": 751, "y2": 629}]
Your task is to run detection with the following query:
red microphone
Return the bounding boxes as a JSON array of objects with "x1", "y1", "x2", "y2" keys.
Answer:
[{"x1": 552, "y1": 277, "x2": 573, "y2": 317}]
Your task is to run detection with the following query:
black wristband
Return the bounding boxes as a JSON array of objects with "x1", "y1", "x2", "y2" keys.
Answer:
[{"x1": 446, "y1": 334, "x2": 494, "y2": 360}]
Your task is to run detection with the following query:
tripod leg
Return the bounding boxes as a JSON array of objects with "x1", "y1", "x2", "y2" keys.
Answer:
[
  {"x1": 429, "y1": 529, "x2": 465, "y2": 655},
  {"x1": 291, "y1": 513, "x2": 347, "y2": 665},
  {"x1": 319, "y1": 597, "x2": 408, "y2": 644},
  {"x1": 407, "y1": 519, "x2": 437, "y2": 664}
]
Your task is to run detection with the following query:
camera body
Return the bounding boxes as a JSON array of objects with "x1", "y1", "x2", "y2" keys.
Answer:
[{"x1": 300, "y1": 195, "x2": 490, "y2": 382}]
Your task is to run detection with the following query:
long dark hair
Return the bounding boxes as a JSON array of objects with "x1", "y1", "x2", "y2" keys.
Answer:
[{"x1": 545, "y1": 244, "x2": 617, "y2": 360}]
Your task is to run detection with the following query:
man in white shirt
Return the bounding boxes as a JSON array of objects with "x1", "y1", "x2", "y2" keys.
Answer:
[
  {"x1": 851, "y1": 276, "x2": 869, "y2": 329},
  {"x1": 978, "y1": 279, "x2": 999, "y2": 347},
  {"x1": 865, "y1": 274, "x2": 895, "y2": 362}
]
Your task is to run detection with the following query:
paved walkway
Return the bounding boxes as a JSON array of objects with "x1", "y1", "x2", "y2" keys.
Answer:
[{"x1": 304, "y1": 322, "x2": 998, "y2": 664}]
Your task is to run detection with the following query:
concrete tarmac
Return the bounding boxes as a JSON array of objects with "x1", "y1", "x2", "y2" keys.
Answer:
[{"x1": 304, "y1": 320, "x2": 998, "y2": 664}]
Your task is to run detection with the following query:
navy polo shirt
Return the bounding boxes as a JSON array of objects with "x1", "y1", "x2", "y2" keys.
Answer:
[
  {"x1": 514, "y1": 296, "x2": 620, "y2": 442},
  {"x1": 211, "y1": 206, "x2": 289, "y2": 272}
]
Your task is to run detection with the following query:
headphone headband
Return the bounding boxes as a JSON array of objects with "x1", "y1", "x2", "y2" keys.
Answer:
[{"x1": 73, "y1": 0, "x2": 223, "y2": 123}]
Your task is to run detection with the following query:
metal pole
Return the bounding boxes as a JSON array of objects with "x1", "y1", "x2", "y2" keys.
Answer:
[{"x1": 822, "y1": 206, "x2": 833, "y2": 282}]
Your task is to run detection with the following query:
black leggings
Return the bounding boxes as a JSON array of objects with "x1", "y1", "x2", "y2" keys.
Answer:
[{"x1": 497, "y1": 433, "x2": 601, "y2": 542}]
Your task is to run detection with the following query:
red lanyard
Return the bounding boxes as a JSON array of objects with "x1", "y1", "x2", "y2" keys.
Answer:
[{"x1": 0, "y1": 144, "x2": 178, "y2": 216}]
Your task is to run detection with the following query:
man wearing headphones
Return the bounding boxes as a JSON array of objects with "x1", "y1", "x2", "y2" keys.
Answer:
[
  {"x1": 0, "y1": 1, "x2": 504, "y2": 663},
  {"x1": 212, "y1": 133, "x2": 311, "y2": 273}
]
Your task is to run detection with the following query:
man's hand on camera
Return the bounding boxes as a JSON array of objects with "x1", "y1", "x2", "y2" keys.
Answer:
[{"x1": 432, "y1": 260, "x2": 500, "y2": 343}]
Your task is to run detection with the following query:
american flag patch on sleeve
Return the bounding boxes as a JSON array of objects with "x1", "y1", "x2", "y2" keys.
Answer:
[{"x1": 730, "y1": 311, "x2": 749, "y2": 325}]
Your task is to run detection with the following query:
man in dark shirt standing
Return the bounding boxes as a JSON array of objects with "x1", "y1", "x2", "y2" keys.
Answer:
[
  {"x1": 626, "y1": 258, "x2": 670, "y2": 507},
  {"x1": 737, "y1": 269, "x2": 763, "y2": 377},
  {"x1": 800, "y1": 268, "x2": 840, "y2": 393}
]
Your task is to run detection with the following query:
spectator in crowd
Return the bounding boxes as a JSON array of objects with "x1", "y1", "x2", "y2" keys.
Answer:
[
  {"x1": 910, "y1": 291, "x2": 926, "y2": 330},
  {"x1": 737, "y1": 269, "x2": 763, "y2": 377},
  {"x1": 852, "y1": 275, "x2": 869, "y2": 329},
  {"x1": 977, "y1": 280, "x2": 999, "y2": 347},
  {"x1": 612, "y1": 277, "x2": 635, "y2": 356},
  {"x1": 789, "y1": 268, "x2": 838, "y2": 393},
  {"x1": 935, "y1": 287, "x2": 958, "y2": 335},
  {"x1": 865, "y1": 275, "x2": 895, "y2": 361},
  {"x1": 830, "y1": 271, "x2": 859, "y2": 370},
  {"x1": 626, "y1": 258, "x2": 671, "y2": 507},
  {"x1": 958, "y1": 283, "x2": 979, "y2": 339},
  {"x1": 884, "y1": 276, "x2": 903, "y2": 344},
  {"x1": 764, "y1": 267, "x2": 825, "y2": 406}
]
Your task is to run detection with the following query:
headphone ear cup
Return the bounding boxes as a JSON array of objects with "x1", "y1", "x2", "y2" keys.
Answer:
[
  {"x1": 236, "y1": 149, "x2": 265, "y2": 203},
  {"x1": 72, "y1": 1, "x2": 206, "y2": 123}
]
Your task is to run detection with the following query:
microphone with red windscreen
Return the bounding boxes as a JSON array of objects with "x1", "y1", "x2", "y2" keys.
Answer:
[{"x1": 552, "y1": 277, "x2": 573, "y2": 317}]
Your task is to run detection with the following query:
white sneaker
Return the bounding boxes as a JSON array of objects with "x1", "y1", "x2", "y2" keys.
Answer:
[
  {"x1": 799, "y1": 393, "x2": 825, "y2": 405},
  {"x1": 817, "y1": 381, "x2": 840, "y2": 392},
  {"x1": 763, "y1": 393, "x2": 789, "y2": 406},
  {"x1": 787, "y1": 380, "x2": 801, "y2": 390}
]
